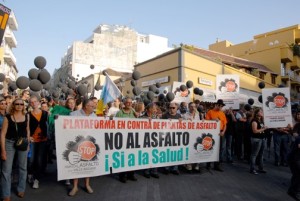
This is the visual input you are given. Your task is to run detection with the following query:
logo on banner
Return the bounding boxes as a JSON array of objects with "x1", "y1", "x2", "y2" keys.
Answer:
[
  {"x1": 194, "y1": 133, "x2": 215, "y2": 152},
  {"x1": 219, "y1": 78, "x2": 238, "y2": 93},
  {"x1": 63, "y1": 136, "x2": 100, "y2": 165},
  {"x1": 266, "y1": 92, "x2": 288, "y2": 109},
  {"x1": 174, "y1": 87, "x2": 189, "y2": 97}
]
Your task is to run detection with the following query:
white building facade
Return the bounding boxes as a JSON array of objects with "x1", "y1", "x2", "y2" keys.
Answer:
[
  {"x1": 0, "y1": 11, "x2": 18, "y2": 92},
  {"x1": 54, "y1": 24, "x2": 172, "y2": 88}
]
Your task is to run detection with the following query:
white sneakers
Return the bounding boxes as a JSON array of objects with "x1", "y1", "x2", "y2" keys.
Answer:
[{"x1": 33, "y1": 179, "x2": 39, "y2": 189}]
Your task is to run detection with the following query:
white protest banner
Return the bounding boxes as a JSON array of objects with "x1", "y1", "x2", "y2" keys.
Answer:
[
  {"x1": 55, "y1": 116, "x2": 220, "y2": 180},
  {"x1": 262, "y1": 87, "x2": 292, "y2": 128},
  {"x1": 216, "y1": 74, "x2": 240, "y2": 109}
]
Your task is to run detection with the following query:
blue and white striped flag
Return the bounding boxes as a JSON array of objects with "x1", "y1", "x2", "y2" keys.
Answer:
[{"x1": 96, "y1": 74, "x2": 122, "y2": 115}]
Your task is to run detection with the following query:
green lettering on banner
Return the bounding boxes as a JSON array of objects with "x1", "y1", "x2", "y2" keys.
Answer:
[
  {"x1": 128, "y1": 153, "x2": 135, "y2": 167},
  {"x1": 112, "y1": 151, "x2": 125, "y2": 168},
  {"x1": 152, "y1": 149, "x2": 159, "y2": 164},
  {"x1": 105, "y1": 155, "x2": 109, "y2": 172},
  {"x1": 151, "y1": 148, "x2": 184, "y2": 164},
  {"x1": 138, "y1": 150, "x2": 149, "y2": 165}
]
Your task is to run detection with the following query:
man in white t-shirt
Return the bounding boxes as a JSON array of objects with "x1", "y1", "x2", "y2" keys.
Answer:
[{"x1": 107, "y1": 98, "x2": 121, "y2": 117}]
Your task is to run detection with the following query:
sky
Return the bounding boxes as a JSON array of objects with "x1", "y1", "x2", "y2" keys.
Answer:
[{"x1": 3, "y1": 0, "x2": 300, "y2": 77}]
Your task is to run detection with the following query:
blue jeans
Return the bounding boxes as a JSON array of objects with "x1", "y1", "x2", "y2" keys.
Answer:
[
  {"x1": 250, "y1": 138, "x2": 265, "y2": 171},
  {"x1": 273, "y1": 131, "x2": 290, "y2": 164},
  {"x1": 1, "y1": 139, "x2": 28, "y2": 198}
]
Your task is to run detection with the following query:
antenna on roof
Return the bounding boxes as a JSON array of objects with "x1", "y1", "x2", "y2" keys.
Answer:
[{"x1": 216, "y1": 38, "x2": 220, "y2": 43}]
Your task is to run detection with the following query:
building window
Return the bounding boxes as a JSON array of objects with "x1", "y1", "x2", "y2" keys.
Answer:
[
  {"x1": 259, "y1": 72, "x2": 265, "y2": 80},
  {"x1": 271, "y1": 74, "x2": 276, "y2": 84}
]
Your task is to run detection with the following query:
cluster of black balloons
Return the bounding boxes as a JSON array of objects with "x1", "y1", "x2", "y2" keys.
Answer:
[
  {"x1": 4, "y1": 56, "x2": 51, "y2": 96},
  {"x1": 130, "y1": 71, "x2": 178, "y2": 105}
]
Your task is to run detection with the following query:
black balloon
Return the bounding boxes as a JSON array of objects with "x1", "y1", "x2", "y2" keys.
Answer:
[
  {"x1": 132, "y1": 71, "x2": 141, "y2": 80},
  {"x1": 156, "y1": 82, "x2": 161, "y2": 88},
  {"x1": 28, "y1": 68, "x2": 39, "y2": 79},
  {"x1": 180, "y1": 85, "x2": 187, "y2": 91},
  {"x1": 90, "y1": 65, "x2": 95, "y2": 69},
  {"x1": 8, "y1": 81, "x2": 17, "y2": 91},
  {"x1": 149, "y1": 85, "x2": 157, "y2": 92},
  {"x1": 43, "y1": 83, "x2": 51, "y2": 90},
  {"x1": 94, "y1": 84, "x2": 101, "y2": 91},
  {"x1": 40, "y1": 91, "x2": 46, "y2": 98},
  {"x1": 34, "y1": 56, "x2": 47, "y2": 69},
  {"x1": 62, "y1": 86, "x2": 68, "y2": 93},
  {"x1": 244, "y1": 104, "x2": 252, "y2": 111},
  {"x1": 158, "y1": 94, "x2": 165, "y2": 101},
  {"x1": 130, "y1": 80, "x2": 136, "y2": 87},
  {"x1": 102, "y1": 70, "x2": 108, "y2": 76},
  {"x1": 67, "y1": 89, "x2": 74, "y2": 95},
  {"x1": 143, "y1": 98, "x2": 151, "y2": 107},
  {"x1": 166, "y1": 92, "x2": 175, "y2": 102},
  {"x1": 258, "y1": 95, "x2": 263, "y2": 103},
  {"x1": 0, "y1": 73, "x2": 5, "y2": 82},
  {"x1": 248, "y1": 98, "x2": 254, "y2": 105},
  {"x1": 155, "y1": 89, "x2": 160, "y2": 94},
  {"x1": 258, "y1": 81, "x2": 265, "y2": 89},
  {"x1": 0, "y1": 84, "x2": 3, "y2": 90},
  {"x1": 68, "y1": 81, "x2": 76, "y2": 90},
  {"x1": 16, "y1": 76, "x2": 30, "y2": 89},
  {"x1": 198, "y1": 89, "x2": 204, "y2": 96},
  {"x1": 38, "y1": 69, "x2": 51, "y2": 84},
  {"x1": 132, "y1": 86, "x2": 141, "y2": 96},
  {"x1": 163, "y1": 90, "x2": 167, "y2": 94},
  {"x1": 193, "y1": 88, "x2": 200, "y2": 95},
  {"x1": 77, "y1": 84, "x2": 87, "y2": 96},
  {"x1": 52, "y1": 91, "x2": 59, "y2": 98},
  {"x1": 186, "y1": 80, "x2": 193, "y2": 88},
  {"x1": 147, "y1": 91, "x2": 155, "y2": 101},
  {"x1": 58, "y1": 82, "x2": 63, "y2": 88},
  {"x1": 29, "y1": 79, "x2": 43, "y2": 92}
]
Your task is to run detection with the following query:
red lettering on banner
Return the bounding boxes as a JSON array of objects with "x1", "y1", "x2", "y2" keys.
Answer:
[
  {"x1": 117, "y1": 120, "x2": 126, "y2": 129},
  {"x1": 63, "y1": 119, "x2": 70, "y2": 129}
]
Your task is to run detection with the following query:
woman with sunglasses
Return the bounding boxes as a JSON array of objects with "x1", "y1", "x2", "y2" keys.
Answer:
[{"x1": 1, "y1": 98, "x2": 30, "y2": 201}]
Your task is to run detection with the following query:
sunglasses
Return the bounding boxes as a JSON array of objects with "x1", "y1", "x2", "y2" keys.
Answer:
[
  {"x1": 14, "y1": 103, "x2": 24, "y2": 106},
  {"x1": 169, "y1": 107, "x2": 176, "y2": 109},
  {"x1": 0, "y1": 102, "x2": 7, "y2": 105}
]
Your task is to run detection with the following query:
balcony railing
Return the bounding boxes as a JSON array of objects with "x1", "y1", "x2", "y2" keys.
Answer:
[
  {"x1": 4, "y1": 46, "x2": 16, "y2": 65},
  {"x1": 4, "y1": 28, "x2": 17, "y2": 48}
]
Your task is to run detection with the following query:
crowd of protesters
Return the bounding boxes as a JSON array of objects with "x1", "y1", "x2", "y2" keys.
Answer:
[{"x1": 0, "y1": 90, "x2": 299, "y2": 201}]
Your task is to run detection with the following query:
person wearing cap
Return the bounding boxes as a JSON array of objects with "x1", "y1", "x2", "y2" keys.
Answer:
[{"x1": 205, "y1": 99, "x2": 227, "y2": 172}]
